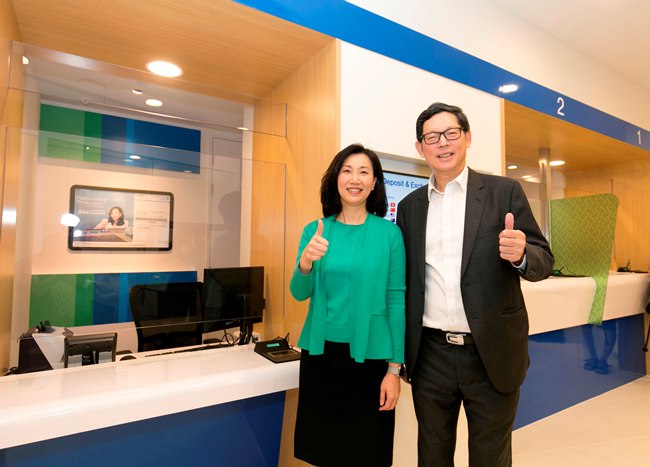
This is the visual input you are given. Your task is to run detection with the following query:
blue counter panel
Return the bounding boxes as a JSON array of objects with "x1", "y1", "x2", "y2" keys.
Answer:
[
  {"x1": 0, "y1": 391, "x2": 286, "y2": 467},
  {"x1": 236, "y1": 0, "x2": 649, "y2": 151},
  {"x1": 515, "y1": 314, "x2": 646, "y2": 429}
]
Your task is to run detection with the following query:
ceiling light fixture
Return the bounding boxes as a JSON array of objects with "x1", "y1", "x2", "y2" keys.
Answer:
[
  {"x1": 507, "y1": 164, "x2": 518, "y2": 170},
  {"x1": 146, "y1": 60, "x2": 183, "y2": 78},
  {"x1": 521, "y1": 175, "x2": 532, "y2": 179},
  {"x1": 498, "y1": 83, "x2": 519, "y2": 94},
  {"x1": 22, "y1": 56, "x2": 29, "y2": 65},
  {"x1": 129, "y1": 154, "x2": 141, "y2": 160},
  {"x1": 131, "y1": 89, "x2": 144, "y2": 95},
  {"x1": 145, "y1": 98, "x2": 163, "y2": 107},
  {"x1": 549, "y1": 160, "x2": 566, "y2": 166}
]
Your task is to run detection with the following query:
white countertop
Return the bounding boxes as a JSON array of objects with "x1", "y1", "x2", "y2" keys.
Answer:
[
  {"x1": 3, "y1": 273, "x2": 647, "y2": 450},
  {"x1": 0, "y1": 344, "x2": 299, "y2": 449},
  {"x1": 523, "y1": 272, "x2": 650, "y2": 335}
]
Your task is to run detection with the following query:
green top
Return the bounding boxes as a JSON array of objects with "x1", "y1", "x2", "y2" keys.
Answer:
[
  {"x1": 323, "y1": 220, "x2": 366, "y2": 343},
  {"x1": 290, "y1": 214, "x2": 406, "y2": 363}
]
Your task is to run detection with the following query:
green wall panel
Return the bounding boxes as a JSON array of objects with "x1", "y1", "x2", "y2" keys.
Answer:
[
  {"x1": 38, "y1": 104, "x2": 103, "y2": 162},
  {"x1": 29, "y1": 274, "x2": 94, "y2": 327}
]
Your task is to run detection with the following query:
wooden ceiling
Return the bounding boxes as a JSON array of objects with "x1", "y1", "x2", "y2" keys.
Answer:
[
  {"x1": 504, "y1": 101, "x2": 648, "y2": 175},
  {"x1": 11, "y1": 0, "x2": 332, "y2": 102},
  {"x1": 11, "y1": 0, "x2": 648, "y2": 173}
]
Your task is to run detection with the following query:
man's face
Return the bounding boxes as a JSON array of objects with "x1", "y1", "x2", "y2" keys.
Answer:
[{"x1": 415, "y1": 111, "x2": 471, "y2": 181}]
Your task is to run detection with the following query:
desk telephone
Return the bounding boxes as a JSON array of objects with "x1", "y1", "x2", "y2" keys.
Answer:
[{"x1": 254, "y1": 336, "x2": 300, "y2": 363}]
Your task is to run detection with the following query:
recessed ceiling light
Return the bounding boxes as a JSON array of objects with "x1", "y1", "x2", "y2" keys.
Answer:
[
  {"x1": 507, "y1": 164, "x2": 518, "y2": 170},
  {"x1": 131, "y1": 89, "x2": 144, "y2": 95},
  {"x1": 129, "y1": 154, "x2": 141, "y2": 160},
  {"x1": 22, "y1": 56, "x2": 29, "y2": 65},
  {"x1": 146, "y1": 60, "x2": 183, "y2": 78},
  {"x1": 498, "y1": 83, "x2": 519, "y2": 94},
  {"x1": 236, "y1": 126, "x2": 249, "y2": 131},
  {"x1": 522, "y1": 175, "x2": 532, "y2": 179},
  {"x1": 145, "y1": 98, "x2": 163, "y2": 107},
  {"x1": 549, "y1": 160, "x2": 566, "y2": 166}
]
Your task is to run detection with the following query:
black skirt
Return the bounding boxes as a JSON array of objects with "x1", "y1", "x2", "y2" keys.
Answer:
[{"x1": 294, "y1": 341, "x2": 395, "y2": 467}]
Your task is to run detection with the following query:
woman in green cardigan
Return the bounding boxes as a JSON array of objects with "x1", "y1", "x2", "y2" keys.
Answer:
[{"x1": 290, "y1": 144, "x2": 406, "y2": 467}]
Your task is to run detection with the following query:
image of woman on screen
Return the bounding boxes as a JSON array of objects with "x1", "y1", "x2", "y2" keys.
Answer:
[
  {"x1": 94, "y1": 206, "x2": 129, "y2": 230},
  {"x1": 290, "y1": 143, "x2": 406, "y2": 467}
]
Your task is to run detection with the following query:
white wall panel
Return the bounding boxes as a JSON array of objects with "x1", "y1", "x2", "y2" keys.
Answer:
[{"x1": 340, "y1": 42, "x2": 503, "y2": 175}]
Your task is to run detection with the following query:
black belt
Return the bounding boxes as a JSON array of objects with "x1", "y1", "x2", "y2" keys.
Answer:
[{"x1": 424, "y1": 327, "x2": 475, "y2": 346}]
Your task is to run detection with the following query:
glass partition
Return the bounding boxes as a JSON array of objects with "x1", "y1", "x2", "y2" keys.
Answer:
[
  {"x1": 2, "y1": 42, "x2": 287, "y2": 372},
  {"x1": 10, "y1": 41, "x2": 288, "y2": 137}
]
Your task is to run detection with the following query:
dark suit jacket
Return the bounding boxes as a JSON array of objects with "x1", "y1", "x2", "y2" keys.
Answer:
[{"x1": 396, "y1": 168, "x2": 554, "y2": 393}]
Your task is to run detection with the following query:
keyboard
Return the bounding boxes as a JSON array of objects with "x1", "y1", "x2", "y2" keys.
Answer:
[{"x1": 144, "y1": 343, "x2": 233, "y2": 358}]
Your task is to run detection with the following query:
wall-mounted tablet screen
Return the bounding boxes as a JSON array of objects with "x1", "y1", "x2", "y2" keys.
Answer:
[
  {"x1": 383, "y1": 170, "x2": 429, "y2": 223},
  {"x1": 68, "y1": 185, "x2": 174, "y2": 251}
]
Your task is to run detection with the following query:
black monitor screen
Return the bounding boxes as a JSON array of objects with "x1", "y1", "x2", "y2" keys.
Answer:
[
  {"x1": 129, "y1": 282, "x2": 204, "y2": 352},
  {"x1": 203, "y1": 266, "x2": 265, "y2": 337}
]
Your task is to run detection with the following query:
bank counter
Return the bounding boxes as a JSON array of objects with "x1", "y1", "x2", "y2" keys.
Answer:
[
  {"x1": 2, "y1": 274, "x2": 649, "y2": 467},
  {"x1": 0, "y1": 344, "x2": 299, "y2": 467}
]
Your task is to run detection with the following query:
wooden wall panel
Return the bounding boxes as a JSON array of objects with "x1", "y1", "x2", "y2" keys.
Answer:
[
  {"x1": 252, "y1": 39, "x2": 339, "y2": 467},
  {"x1": 0, "y1": 0, "x2": 23, "y2": 373}
]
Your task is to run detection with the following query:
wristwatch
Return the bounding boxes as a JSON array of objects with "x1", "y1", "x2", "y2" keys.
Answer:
[{"x1": 387, "y1": 364, "x2": 402, "y2": 376}]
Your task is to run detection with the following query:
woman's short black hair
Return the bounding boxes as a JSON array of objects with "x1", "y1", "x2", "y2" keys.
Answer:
[
  {"x1": 320, "y1": 143, "x2": 387, "y2": 218},
  {"x1": 416, "y1": 102, "x2": 470, "y2": 142}
]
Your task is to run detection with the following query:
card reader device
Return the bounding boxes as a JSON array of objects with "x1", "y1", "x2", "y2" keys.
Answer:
[{"x1": 254, "y1": 337, "x2": 300, "y2": 363}]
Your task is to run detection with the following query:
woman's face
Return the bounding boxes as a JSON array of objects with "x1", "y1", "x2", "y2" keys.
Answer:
[
  {"x1": 109, "y1": 208, "x2": 122, "y2": 221},
  {"x1": 337, "y1": 153, "x2": 376, "y2": 210}
]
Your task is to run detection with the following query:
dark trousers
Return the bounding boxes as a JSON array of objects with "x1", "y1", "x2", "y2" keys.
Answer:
[{"x1": 411, "y1": 328, "x2": 519, "y2": 467}]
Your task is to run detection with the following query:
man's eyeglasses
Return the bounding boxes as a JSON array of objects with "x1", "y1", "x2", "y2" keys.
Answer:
[{"x1": 420, "y1": 127, "x2": 463, "y2": 145}]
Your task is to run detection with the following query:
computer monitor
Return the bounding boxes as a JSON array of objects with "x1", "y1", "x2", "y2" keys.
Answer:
[
  {"x1": 129, "y1": 282, "x2": 204, "y2": 352},
  {"x1": 64, "y1": 332, "x2": 117, "y2": 367},
  {"x1": 203, "y1": 266, "x2": 265, "y2": 345}
]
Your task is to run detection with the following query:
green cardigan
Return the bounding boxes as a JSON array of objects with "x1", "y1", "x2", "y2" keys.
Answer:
[{"x1": 290, "y1": 214, "x2": 406, "y2": 363}]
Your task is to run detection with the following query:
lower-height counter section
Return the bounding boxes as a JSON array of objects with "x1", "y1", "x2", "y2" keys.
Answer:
[{"x1": 0, "y1": 344, "x2": 299, "y2": 467}]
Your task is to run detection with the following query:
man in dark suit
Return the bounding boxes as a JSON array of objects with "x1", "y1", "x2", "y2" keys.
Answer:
[{"x1": 396, "y1": 102, "x2": 554, "y2": 466}]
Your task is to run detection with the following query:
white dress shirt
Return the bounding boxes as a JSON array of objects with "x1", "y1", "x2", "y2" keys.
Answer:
[{"x1": 423, "y1": 166, "x2": 471, "y2": 332}]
